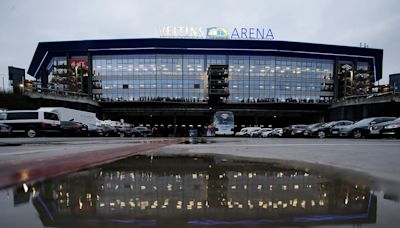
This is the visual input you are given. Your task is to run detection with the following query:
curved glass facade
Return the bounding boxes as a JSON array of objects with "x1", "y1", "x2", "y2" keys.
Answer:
[{"x1": 89, "y1": 54, "x2": 334, "y2": 103}]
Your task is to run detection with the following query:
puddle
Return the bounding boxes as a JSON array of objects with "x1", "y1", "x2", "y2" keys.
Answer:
[{"x1": 0, "y1": 155, "x2": 399, "y2": 227}]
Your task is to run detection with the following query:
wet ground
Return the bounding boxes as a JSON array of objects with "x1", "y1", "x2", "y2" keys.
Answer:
[{"x1": 1, "y1": 155, "x2": 399, "y2": 227}]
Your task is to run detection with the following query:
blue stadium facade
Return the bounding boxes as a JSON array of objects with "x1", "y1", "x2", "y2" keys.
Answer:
[{"x1": 27, "y1": 38, "x2": 383, "y2": 127}]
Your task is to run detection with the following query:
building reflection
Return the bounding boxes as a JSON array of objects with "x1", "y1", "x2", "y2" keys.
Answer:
[{"x1": 17, "y1": 156, "x2": 376, "y2": 226}]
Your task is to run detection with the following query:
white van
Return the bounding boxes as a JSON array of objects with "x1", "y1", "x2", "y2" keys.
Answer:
[
  {"x1": 235, "y1": 127, "x2": 261, "y2": 137},
  {"x1": 0, "y1": 110, "x2": 61, "y2": 137}
]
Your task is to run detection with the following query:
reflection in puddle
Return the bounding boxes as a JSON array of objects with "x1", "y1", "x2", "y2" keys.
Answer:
[{"x1": 2, "y1": 155, "x2": 398, "y2": 227}]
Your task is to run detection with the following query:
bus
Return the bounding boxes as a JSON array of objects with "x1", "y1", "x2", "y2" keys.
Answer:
[{"x1": 213, "y1": 111, "x2": 235, "y2": 136}]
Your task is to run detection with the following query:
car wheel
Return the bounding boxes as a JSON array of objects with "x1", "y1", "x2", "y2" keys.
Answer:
[
  {"x1": 119, "y1": 132, "x2": 125, "y2": 137},
  {"x1": 26, "y1": 128, "x2": 37, "y2": 138},
  {"x1": 317, "y1": 131, "x2": 326, "y2": 138},
  {"x1": 353, "y1": 129, "x2": 362, "y2": 139}
]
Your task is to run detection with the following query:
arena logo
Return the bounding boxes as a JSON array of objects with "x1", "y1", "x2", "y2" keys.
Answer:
[
  {"x1": 159, "y1": 26, "x2": 274, "y2": 40},
  {"x1": 230, "y1": 27, "x2": 274, "y2": 40},
  {"x1": 206, "y1": 27, "x2": 229, "y2": 39}
]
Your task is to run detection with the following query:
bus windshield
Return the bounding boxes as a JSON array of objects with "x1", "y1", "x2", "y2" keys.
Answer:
[{"x1": 214, "y1": 112, "x2": 234, "y2": 125}]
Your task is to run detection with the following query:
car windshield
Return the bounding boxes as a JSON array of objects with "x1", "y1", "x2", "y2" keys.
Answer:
[
  {"x1": 308, "y1": 123, "x2": 322, "y2": 129},
  {"x1": 262, "y1": 128, "x2": 272, "y2": 131},
  {"x1": 354, "y1": 118, "x2": 375, "y2": 126},
  {"x1": 322, "y1": 122, "x2": 337, "y2": 127}
]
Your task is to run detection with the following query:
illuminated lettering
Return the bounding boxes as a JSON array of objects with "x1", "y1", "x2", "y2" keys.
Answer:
[
  {"x1": 266, "y1": 29, "x2": 274, "y2": 39},
  {"x1": 241, "y1": 28, "x2": 248, "y2": 38},
  {"x1": 256, "y1": 28, "x2": 264, "y2": 39},
  {"x1": 231, "y1": 28, "x2": 240, "y2": 39},
  {"x1": 160, "y1": 26, "x2": 275, "y2": 40},
  {"x1": 249, "y1": 28, "x2": 255, "y2": 39}
]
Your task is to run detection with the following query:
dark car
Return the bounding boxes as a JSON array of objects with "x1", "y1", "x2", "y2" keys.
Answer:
[
  {"x1": 283, "y1": 125, "x2": 308, "y2": 137},
  {"x1": 87, "y1": 123, "x2": 105, "y2": 137},
  {"x1": 312, "y1": 120, "x2": 354, "y2": 138},
  {"x1": 132, "y1": 126, "x2": 152, "y2": 137},
  {"x1": 60, "y1": 121, "x2": 88, "y2": 136},
  {"x1": 369, "y1": 117, "x2": 400, "y2": 138},
  {"x1": 117, "y1": 124, "x2": 134, "y2": 137},
  {"x1": 335, "y1": 117, "x2": 396, "y2": 139},
  {"x1": 0, "y1": 123, "x2": 12, "y2": 137},
  {"x1": 103, "y1": 125, "x2": 119, "y2": 137},
  {"x1": 302, "y1": 123, "x2": 324, "y2": 137}
]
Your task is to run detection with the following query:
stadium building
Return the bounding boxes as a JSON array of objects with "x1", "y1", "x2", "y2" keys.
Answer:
[{"x1": 27, "y1": 38, "x2": 383, "y2": 128}]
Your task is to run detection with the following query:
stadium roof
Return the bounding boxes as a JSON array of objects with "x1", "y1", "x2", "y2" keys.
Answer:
[{"x1": 28, "y1": 38, "x2": 383, "y2": 79}]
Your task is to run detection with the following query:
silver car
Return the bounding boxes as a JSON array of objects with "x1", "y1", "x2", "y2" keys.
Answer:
[{"x1": 336, "y1": 117, "x2": 396, "y2": 139}]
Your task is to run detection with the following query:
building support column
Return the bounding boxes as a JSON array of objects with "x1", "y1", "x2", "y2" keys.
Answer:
[
  {"x1": 173, "y1": 113, "x2": 177, "y2": 136},
  {"x1": 333, "y1": 57, "x2": 339, "y2": 101},
  {"x1": 87, "y1": 54, "x2": 93, "y2": 96}
]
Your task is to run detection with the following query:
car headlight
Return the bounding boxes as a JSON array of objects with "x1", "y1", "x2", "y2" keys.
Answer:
[{"x1": 384, "y1": 124, "x2": 400, "y2": 129}]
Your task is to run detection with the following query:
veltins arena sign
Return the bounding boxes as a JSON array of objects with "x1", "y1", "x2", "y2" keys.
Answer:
[{"x1": 159, "y1": 26, "x2": 274, "y2": 40}]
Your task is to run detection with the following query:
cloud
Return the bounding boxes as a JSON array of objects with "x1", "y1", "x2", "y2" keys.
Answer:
[{"x1": 0, "y1": 0, "x2": 399, "y2": 84}]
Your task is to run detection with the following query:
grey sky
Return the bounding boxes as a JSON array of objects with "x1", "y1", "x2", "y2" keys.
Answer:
[{"x1": 0, "y1": 0, "x2": 399, "y2": 89}]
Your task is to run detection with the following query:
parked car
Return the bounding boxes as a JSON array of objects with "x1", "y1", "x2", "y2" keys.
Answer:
[
  {"x1": 87, "y1": 123, "x2": 105, "y2": 137},
  {"x1": 103, "y1": 124, "x2": 119, "y2": 137},
  {"x1": 0, "y1": 123, "x2": 12, "y2": 137},
  {"x1": 260, "y1": 128, "x2": 275, "y2": 137},
  {"x1": 244, "y1": 127, "x2": 261, "y2": 137},
  {"x1": 312, "y1": 120, "x2": 354, "y2": 138},
  {"x1": 369, "y1": 117, "x2": 400, "y2": 138},
  {"x1": 117, "y1": 124, "x2": 134, "y2": 137},
  {"x1": 335, "y1": 117, "x2": 396, "y2": 139},
  {"x1": 235, "y1": 128, "x2": 249, "y2": 137},
  {"x1": 0, "y1": 110, "x2": 61, "y2": 137},
  {"x1": 132, "y1": 126, "x2": 152, "y2": 137},
  {"x1": 235, "y1": 127, "x2": 261, "y2": 137},
  {"x1": 283, "y1": 125, "x2": 308, "y2": 137},
  {"x1": 60, "y1": 121, "x2": 88, "y2": 136},
  {"x1": 270, "y1": 128, "x2": 283, "y2": 137},
  {"x1": 249, "y1": 128, "x2": 262, "y2": 137},
  {"x1": 249, "y1": 128, "x2": 273, "y2": 137},
  {"x1": 302, "y1": 123, "x2": 324, "y2": 137}
]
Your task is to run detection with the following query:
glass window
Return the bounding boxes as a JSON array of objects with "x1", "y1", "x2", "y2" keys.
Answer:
[
  {"x1": 7, "y1": 112, "x2": 38, "y2": 120},
  {"x1": 44, "y1": 112, "x2": 59, "y2": 120}
]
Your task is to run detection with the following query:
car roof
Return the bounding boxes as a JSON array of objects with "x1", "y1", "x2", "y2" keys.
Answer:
[{"x1": 4, "y1": 110, "x2": 39, "y2": 113}]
